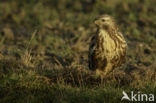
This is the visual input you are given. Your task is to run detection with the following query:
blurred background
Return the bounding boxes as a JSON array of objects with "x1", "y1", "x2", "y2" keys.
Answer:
[{"x1": 0, "y1": 0, "x2": 156, "y2": 103}]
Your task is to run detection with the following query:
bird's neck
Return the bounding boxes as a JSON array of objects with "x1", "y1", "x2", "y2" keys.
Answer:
[
  {"x1": 98, "y1": 29, "x2": 108, "y2": 36},
  {"x1": 98, "y1": 27, "x2": 118, "y2": 37},
  {"x1": 97, "y1": 28, "x2": 110, "y2": 37}
]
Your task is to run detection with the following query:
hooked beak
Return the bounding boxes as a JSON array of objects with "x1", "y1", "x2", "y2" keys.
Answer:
[{"x1": 94, "y1": 17, "x2": 99, "y2": 25}]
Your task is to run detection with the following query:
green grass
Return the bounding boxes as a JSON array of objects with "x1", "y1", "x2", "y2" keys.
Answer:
[
  {"x1": 0, "y1": 0, "x2": 156, "y2": 103},
  {"x1": 1, "y1": 67, "x2": 156, "y2": 103}
]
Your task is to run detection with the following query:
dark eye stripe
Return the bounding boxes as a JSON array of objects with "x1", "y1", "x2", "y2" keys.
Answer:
[{"x1": 102, "y1": 19, "x2": 105, "y2": 22}]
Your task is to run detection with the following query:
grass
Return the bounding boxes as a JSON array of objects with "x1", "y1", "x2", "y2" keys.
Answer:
[{"x1": 0, "y1": 0, "x2": 156, "y2": 103}]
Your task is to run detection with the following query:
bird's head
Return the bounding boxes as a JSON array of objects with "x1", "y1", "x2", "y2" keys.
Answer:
[{"x1": 94, "y1": 15, "x2": 117, "y2": 30}]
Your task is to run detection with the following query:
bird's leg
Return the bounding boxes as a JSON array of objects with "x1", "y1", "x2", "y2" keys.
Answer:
[
  {"x1": 96, "y1": 69, "x2": 105, "y2": 84},
  {"x1": 112, "y1": 69, "x2": 116, "y2": 82},
  {"x1": 102, "y1": 63, "x2": 113, "y2": 76},
  {"x1": 100, "y1": 74, "x2": 104, "y2": 84}
]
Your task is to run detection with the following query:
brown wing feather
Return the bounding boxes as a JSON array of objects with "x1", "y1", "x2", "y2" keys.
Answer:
[{"x1": 88, "y1": 35, "x2": 96, "y2": 70}]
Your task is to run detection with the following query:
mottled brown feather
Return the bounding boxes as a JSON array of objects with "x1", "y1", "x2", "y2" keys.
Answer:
[{"x1": 88, "y1": 15, "x2": 127, "y2": 77}]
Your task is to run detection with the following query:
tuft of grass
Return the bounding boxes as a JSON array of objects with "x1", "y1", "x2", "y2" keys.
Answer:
[{"x1": 22, "y1": 30, "x2": 37, "y2": 67}]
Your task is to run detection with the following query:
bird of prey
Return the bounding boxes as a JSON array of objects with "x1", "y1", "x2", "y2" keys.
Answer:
[{"x1": 88, "y1": 15, "x2": 127, "y2": 77}]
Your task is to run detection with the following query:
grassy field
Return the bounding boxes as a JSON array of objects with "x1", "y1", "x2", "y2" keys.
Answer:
[{"x1": 0, "y1": 0, "x2": 156, "y2": 103}]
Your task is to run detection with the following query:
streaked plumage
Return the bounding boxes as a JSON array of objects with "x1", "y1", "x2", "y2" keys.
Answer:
[{"x1": 88, "y1": 15, "x2": 127, "y2": 77}]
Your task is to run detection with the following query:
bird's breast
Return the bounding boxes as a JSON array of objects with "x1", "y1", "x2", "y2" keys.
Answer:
[{"x1": 96, "y1": 31, "x2": 119, "y2": 59}]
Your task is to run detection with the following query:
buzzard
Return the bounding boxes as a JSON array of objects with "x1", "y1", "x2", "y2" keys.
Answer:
[{"x1": 88, "y1": 15, "x2": 127, "y2": 77}]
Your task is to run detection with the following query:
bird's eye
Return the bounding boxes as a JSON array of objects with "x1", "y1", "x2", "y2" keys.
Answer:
[{"x1": 101, "y1": 19, "x2": 105, "y2": 22}]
